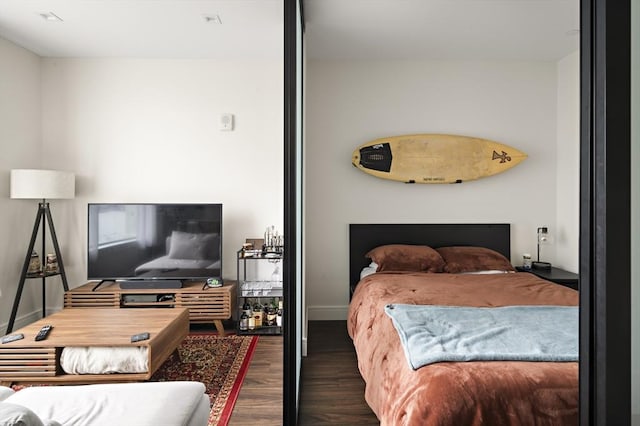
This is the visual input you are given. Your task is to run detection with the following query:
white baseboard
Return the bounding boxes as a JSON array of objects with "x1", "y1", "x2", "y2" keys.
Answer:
[
  {"x1": 1, "y1": 304, "x2": 63, "y2": 334},
  {"x1": 306, "y1": 305, "x2": 349, "y2": 321},
  {"x1": 1, "y1": 309, "x2": 44, "y2": 334}
]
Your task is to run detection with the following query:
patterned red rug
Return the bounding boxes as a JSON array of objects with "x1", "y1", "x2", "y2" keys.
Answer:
[{"x1": 151, "y1": 333, "x2": 259, "y2": 426}]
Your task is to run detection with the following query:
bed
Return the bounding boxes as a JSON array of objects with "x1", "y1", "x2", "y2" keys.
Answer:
[{"x1": 348, "y1": 224, "x2": 579, "y2": 425}]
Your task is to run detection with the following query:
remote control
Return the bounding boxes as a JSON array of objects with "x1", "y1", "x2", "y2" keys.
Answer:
[
  {"x1": 1, "y1": 333, "x2": 24, "y2": 344},
  {"x1": 35, "y1": 325, "x2": 53, "y2": 341},
  {"x1": 131, "y1": 332, "x2": 150, "y2": 343}
]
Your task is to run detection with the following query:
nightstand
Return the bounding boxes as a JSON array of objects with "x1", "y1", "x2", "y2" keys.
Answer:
[{"x1": 515, "y1": 266, "x2": 579, "y2": 291}]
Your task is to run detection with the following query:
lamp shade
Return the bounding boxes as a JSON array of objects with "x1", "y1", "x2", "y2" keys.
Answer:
[
  {"x1": 10, "y1": 169, "x2": 75, "y2": 199},
  {"x1": 537, "y1": 226, "x2": 553, "y2": 244}
]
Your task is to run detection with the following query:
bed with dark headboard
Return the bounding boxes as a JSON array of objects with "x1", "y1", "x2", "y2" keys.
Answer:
[
  {"x1": 349, "y1": 223, "x2": 510, "y2": 294},
  {"x1": 347, "y1": 223, "x2": 578, "y2": 425}
]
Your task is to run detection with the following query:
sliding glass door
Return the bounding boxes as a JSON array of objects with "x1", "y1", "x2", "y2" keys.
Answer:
[
  {"x1": 580, "y1": 0, "x2": 631, "y2": 423},
  {"x1": 282, "y1": 0, "x2": 634, "y2": 423},
  {"x1": 632, "y1": 0, "x2": 639, "y2": 422},
  {"x1": 284, "y1": 0, "x2": 303, "y2": 423}
]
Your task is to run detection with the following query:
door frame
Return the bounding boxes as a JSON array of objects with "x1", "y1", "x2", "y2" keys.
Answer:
[
  {"x1": 580, "y1": 0, "x2": 631, "y2": 423},
  {"x1": 283, "y1": 0, "x2": 634, "y2": 423},
  {"x1": 284, "y1": 0, "x2": 303, "y2": 423}
]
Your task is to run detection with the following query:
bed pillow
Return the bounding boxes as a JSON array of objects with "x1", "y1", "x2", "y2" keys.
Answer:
[
  {"x1": 436, "y1": 246, "x2": 515, "y2": 273},
  {"x1": 360, "y1": 262, "x2": 379, "y2": 279},
  {"x1": 366, "y1": 244, "x2": 445, "y2": 273},
  {"x1": 458, "y1": 270, "x2": 511, "y2": 275}
]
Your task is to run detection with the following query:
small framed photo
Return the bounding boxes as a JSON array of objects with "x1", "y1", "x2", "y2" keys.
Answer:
[{"x1": 245, "y1": 238, "x2": 264, "y2": 250}]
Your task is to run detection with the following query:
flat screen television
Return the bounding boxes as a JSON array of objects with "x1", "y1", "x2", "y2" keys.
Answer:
[{"x1": 87, "y1": 203, "x2": 222, "y2": 286}]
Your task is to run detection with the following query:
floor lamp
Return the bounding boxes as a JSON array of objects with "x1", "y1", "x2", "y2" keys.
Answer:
[{"x1": 6, "y1": 169, "x2": 75, "y2": 333}]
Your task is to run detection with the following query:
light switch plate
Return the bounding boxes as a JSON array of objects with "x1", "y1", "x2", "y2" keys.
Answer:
[{"x1": 219, "y1": 113, "x2": 234, "y2": 131}]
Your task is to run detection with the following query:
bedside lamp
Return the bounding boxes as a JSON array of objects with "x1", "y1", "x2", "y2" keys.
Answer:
[
  {"x1": 6, "y1": 169, "x2": 75, "y2": 333},
  {"x1": 532, "y1": 226, "x2": 552, "y2": 270}
]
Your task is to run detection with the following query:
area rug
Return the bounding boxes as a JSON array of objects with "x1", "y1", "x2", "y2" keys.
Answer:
[{"x1": 151, "y1": 333, "x2": 259, "y2": 426}]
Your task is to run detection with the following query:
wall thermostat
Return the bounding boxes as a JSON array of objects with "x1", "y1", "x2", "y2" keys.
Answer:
[{"x1": 219, "y1": 113, "x2": 234, "y2": 131}]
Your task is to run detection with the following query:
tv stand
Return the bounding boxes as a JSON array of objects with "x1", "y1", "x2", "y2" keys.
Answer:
[{"x1": 65, "y1": 281, "x2": 236, "y2": 336}]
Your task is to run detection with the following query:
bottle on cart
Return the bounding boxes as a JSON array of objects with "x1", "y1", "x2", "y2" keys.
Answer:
[
  {"x1": 272, "y1": 298, "x2": 279, "y2": 325},
  {"x1": 276, "y1": 300, "x2": 283, "y2": 327},
  {"x1": 253, "y1": 301, "x2": 263, "y2": 328},
  {"x1": 262, "y1": 304, "x2": 268, "y2": 326},
  {"x1": 242, "y1": 300, "x2": 252, "y2": 317},
  {"x1": 248, "y1": 313, "x2": 256, "y2": 330},
  {"x1": 239, "y1": 312, "x2": 249, "y2": 331},
  {"x1": 266, "y1": 301, "x2": 277, "y2": 326}
]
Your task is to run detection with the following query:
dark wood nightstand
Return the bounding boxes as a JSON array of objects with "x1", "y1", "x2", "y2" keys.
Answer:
[{"x1": 515, "y1": 266, "x2": 579, "y2": 291}]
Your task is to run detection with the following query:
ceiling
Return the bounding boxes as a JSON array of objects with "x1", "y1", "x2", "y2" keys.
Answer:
[
  {"x1": 0, "y1": 0, "x2": 284, "y2": 59},
  {"x1": 304, "y1": 0, "x2": 580, "y2": 61},
  {"x1": 0, "y1": 0, "x2": 579, "y2": 61}
]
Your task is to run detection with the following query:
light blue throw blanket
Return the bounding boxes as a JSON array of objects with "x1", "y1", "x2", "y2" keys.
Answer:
[{"x1": 384, "y1": 304, "x2": 578, "y2": 370}]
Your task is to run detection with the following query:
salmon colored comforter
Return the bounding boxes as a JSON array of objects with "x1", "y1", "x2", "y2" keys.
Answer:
[{"x1": 347, "y1": 272, "x2": 579, "y2": 426}]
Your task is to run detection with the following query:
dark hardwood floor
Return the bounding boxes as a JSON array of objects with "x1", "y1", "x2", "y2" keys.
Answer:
[
  {"x1": 298, "y1": 320, "x2": 379, "y2": 425},
  {"x1": 226, "y1": 320, "x2": 378, "y2": 425},
  {"x1": 229, "y1": 335, "x2": 283, "y2": 425}
]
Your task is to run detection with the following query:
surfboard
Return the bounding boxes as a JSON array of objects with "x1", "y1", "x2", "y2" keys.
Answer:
[{"x1": 351, "y1": 134, "x2": 527, "y2": 184}]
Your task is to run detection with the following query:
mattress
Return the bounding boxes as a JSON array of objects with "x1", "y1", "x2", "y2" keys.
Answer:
[{"x1": 348, "y1": 271, "x2": 579, "y2": 425}]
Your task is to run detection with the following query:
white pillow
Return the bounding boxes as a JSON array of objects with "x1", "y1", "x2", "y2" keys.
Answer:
[
  {"x1": 360, "y1": 262, "x2": 379, "y2": 279},
  {"x1": 458, "y1": 270, "x2": 513, "y2": 275},
  {"x1": 0, "y1": 401, "x2": 45, "y2": 426}
]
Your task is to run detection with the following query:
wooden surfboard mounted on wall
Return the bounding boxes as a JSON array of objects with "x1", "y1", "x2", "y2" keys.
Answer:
[{"x1": 351, "y1": 134, "x2": 527, "y2": 184}]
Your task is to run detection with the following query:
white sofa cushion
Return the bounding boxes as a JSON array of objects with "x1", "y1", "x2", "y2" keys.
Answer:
[
  {"x1": 5, "y1": 381, "x2": 208, "y2": 426},
  {"x1": 0, "y1": 401, "x2": 44, "y2": 426},
  {"x1": 0, "y1": 386, "x2": 15, "y2": 402}
]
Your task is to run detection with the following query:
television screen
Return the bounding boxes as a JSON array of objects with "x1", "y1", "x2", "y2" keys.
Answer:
[{"x1": 87, "y1": 203, "x2": 222, "y2": 281}]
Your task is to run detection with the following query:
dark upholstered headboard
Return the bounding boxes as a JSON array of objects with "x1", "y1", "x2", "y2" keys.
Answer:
[{"x1": 349, "y1": 223, "x2": 511, "y2": 295}]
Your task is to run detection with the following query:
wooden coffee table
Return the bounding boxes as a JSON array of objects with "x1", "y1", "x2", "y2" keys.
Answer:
[{"x1": 0, "y1": 308, "x2": 189, "y2": 386}]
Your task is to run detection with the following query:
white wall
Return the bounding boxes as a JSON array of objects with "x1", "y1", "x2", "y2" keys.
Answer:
[
  {"x1": 1, "y1": 56, "x2": 283, "y2": 319},
  {"x1": 304, "y1": 59, "x2": 564, "y2": 319},
  {"x1": 0, "y1": 38, "x2": 45, "y2": 331},
  {"x1": 40, "y1": 58, "x2": 284, "y2": 302},
  {"x1": 556, "y1": 51, "x2": 580, "y2": 273}
]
